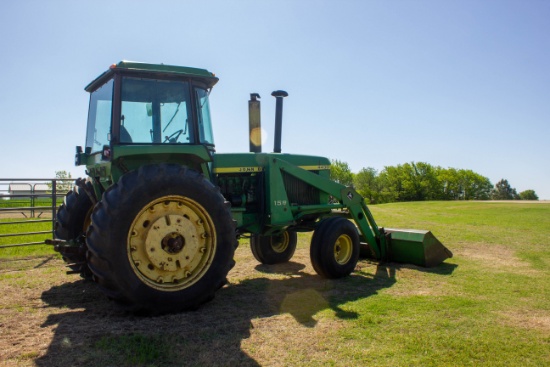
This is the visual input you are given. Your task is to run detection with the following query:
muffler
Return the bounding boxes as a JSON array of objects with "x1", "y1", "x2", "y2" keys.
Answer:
[{"x1": 272, "y1": 90, "x2": 288, "y2": 153}]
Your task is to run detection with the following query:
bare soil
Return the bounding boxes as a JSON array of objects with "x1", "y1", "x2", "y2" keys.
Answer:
[
  {"x1": 455, "y1": 243, "x2": 538, "y2": 273},
  {"x1": 0, "y1": 243, "x2": 394, "y2": 367},
  {"x1": 0, "y1": 212, "x2": 52, "y2": 219}
]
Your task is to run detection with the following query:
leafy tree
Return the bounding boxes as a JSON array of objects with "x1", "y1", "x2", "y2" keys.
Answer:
[
  {"x1": 378, "y1": 162, "x2": 440, "y2": 202},
  {"x1": 458, "y1": 169, "x2": 493, "y2": 200},
  {"x1": 327, "y1": 160, "x2": 513, "y2": 203},
  {"x1": 377, "y1": 165, "x2": 402, "y2": 203},
  {"x1": 407, "y1": 162, "x2": 440, "y2": 201},
  {"x1": 491, "y1": 179, "x2": 519, "y2": 200},
  {"x1": 354, "y1": 167, "x2": 379, "y2": 203},
  {"x1": 48, "y1": 171, "x2": 73, "y2": 194},
  {"x1": 435, "y1": 167, "x2": 460, "y2": 200},
  {"x1": 330, "y1": 159, "x2": 354, "y2": 187},
  {"x1": 436, "y1": 168, "x2": 492, "y2": 200},
  {"x1": 519, "y1": 189, "x2": 538, "y2": 200}
]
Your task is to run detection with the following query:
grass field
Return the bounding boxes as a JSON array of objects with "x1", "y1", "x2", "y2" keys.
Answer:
[
  {"x1": 0, "y1": 196, "x2": 62, "y2": 257},
  {"x1": 0, "y1": 218, "x2": 57, "y2": 257},
  {"x1": 0, "y1": 198, "x2": 58, "y2": 208},
  {"x1": 0, "y1": 201, "x2": 548, "y2": 366}
]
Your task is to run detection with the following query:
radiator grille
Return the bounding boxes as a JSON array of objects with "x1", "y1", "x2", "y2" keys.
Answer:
[{"x1": 282, "y1": 171, "x2": 320, "y2": 205}]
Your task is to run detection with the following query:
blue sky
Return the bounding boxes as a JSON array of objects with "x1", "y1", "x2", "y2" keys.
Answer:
[{"x1": 1, "y1": 0, "x2": 548, "y2": 199}]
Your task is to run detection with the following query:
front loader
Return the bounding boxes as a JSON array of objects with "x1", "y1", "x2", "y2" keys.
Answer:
[{"x1": 52, "y1": 61, "x2": 452, "y2": 314}]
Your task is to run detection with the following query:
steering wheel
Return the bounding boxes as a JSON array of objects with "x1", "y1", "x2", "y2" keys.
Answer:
[{"x1": 164, "y1": 129, "x2": 184, "y2": 143}]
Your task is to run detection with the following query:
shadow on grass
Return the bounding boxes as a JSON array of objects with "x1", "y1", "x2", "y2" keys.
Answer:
[
  {"x1": 0, "y1": 254, "x2": 58, "y2": 272},
  {"x1": 389, "y1": 261, "x2": 458, "y2": 276},
  {"x1": 36, "y1": 260, "x2": 453, "y2": 366},
  {"x1": 33, "y1": 255, "x2": 58, "y2": 269}
]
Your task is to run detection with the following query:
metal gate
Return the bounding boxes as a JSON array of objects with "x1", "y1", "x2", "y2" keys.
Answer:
[{"x1": 0, "y1": 179, "x2": 72, "y2": 249}]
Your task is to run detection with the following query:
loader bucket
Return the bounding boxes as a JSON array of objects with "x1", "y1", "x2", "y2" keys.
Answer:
[
  {"x1": 385, "y1": 229, "x2": 452, "y2": 267},
  {"x1": 360, "y1": 229, "x2": 453, "y2": 267}
]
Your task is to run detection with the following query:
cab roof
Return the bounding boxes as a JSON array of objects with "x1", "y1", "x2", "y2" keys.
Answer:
[{"x1": 85, "y1": 61, "x2": 219, "y2": 92}]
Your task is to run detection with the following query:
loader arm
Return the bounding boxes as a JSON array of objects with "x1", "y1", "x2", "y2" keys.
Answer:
[
  {"x1": 268, "y1": 157, "x2": 452, "y2": 267},
  {"x1": 268, "y1": 157, "x2": 387, "y2": 260}
]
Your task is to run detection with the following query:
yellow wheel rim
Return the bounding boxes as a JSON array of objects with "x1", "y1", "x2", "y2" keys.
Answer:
[
  {"x1": 271, "y1": 232, "x2": 290, "y2": 253},
  {"x1": 333, "y1": 234, "x2": 353, "y2": 265},
  {"x1": 127, "y1": 195, "x2": 216, "y2": 291}
]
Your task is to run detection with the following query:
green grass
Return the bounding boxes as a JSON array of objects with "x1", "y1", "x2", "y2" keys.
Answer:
[
  {"x1": 1, "y1": 201, "x2": 549, "y2": 366},
  {"x1": 335, "y1": 201, "x2": 550, "y2": 366},
  {"x1": 0, "y1": 218, "x2": 57, "y2": 257},
  {"x1": 0, "y1": 197, "x2": 62, "y2": 208},
  {"x1": 0, "y1": 195, "x2": 64, "y2": 257},
  {"x1": 371, "y1": 201, "x2": 549, "y2": 251}
]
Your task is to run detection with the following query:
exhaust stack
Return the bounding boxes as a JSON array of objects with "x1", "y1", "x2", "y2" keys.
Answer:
[
  {"x1": 271, "y1": 90, "x2": 288, "y2": 153},
  {"x1": 248, "y1": 93, "x2": 262, "y2": 153}
]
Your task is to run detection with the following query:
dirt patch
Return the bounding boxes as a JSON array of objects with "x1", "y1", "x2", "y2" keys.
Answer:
[
  {"x1": 242, "y1": 315, "x2": 343, "y2": 366},
  {"x1": 497, "y1": 310, "x2": 550, "y2": 334},
  {"x1": 381, "y1": 263, "x2": 457, "y2": 297},
  {"x1": 454, "y1": 244, "x2": 537, "y2": 273},
  {"x1": 0, "y1": 211, "x2": 52, "y2": 219},
  {"x1": 0, "y1": 244, "x2": 394, "y2": 367}
]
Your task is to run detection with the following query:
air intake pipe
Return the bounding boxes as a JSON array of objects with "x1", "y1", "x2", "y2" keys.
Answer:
[
  {"x1": 272, "y1": 90, "x2": 288, "y2": 153},
  {"x1": 248, "y1": 93, "x2": 262, "y2": 153}
]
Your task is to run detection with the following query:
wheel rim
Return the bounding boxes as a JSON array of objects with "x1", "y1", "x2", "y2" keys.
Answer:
[
  {"x1": 271, "y1": 232, "x2": 290, "y2": 253},
  {"x1": 127, "y1": 195, "x2": 216, "y2": 291},
  {"x1": 333, "y1": 234, "x2": 353, "y2": 265},
  {"x1": 83, "y1": 206, "x2": 93, "y2": 233}
]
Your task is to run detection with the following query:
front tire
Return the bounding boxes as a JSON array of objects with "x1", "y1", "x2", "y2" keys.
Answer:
[
  {"x1": 310, "y1": 217, "x2": 359, "y2": 278},
  {"x1": 87, "y1": 164, "x2": 237, "y2": 314},
  {"x1": 250, "y1": 230, "x2": 297, "y2": 265}
]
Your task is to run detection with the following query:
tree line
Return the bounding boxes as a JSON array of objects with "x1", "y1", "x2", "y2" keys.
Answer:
[{"x1": 330, "y1": 160, "x2": 539, "y2": 204}]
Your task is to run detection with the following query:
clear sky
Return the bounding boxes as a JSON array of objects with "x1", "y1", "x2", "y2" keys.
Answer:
[{"x1": 1, "y1": 0, "x2": 548, "y2": 199}]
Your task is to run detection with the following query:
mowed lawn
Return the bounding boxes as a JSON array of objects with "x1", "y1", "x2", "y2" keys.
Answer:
[{"x1": 0, "y1": 201, "x2": 548, "y2": 366}]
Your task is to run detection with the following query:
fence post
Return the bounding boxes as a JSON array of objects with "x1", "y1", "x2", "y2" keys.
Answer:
[
  {"x1": 51, "y1": 179, "x2": 57, "y2": 237},
  {"x1": 31, "y1": 184, "x2": 35, "y2": 218}
]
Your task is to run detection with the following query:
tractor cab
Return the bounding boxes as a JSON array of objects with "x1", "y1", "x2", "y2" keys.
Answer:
[{"x1": 77, "y1": 61, "x2": 219, "y2": 185}]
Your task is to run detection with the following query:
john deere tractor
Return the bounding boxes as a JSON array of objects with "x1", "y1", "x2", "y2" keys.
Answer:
[{"x1": 53, "y1": 61, "x2": 452, "y2": 314}]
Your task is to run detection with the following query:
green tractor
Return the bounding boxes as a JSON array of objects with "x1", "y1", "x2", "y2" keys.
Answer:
[{"x1": 52, "y1": 61, "x2": 452, "y2": 314}]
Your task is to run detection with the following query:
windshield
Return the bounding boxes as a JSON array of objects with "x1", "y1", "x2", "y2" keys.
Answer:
[
  {"x1": 86, "y1": 79, "x2": 113, "y2": 152},
  {"x1": 120, "y1": 77, "x2": 192, "y2": 144}
]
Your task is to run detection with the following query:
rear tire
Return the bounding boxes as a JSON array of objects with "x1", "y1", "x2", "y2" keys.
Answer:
[
  {"x1": 87, "y1": 164, "x2": 237, "y2": 314},
  {"x1": 54, "y1": 179, "x2": 95, "y2": 278},
  {"x1": 250, "y1": 231, "x2": 297, "y2": 265},
  {"x1": 310, "y1": 217, "x2": 359, "y2": 278}
]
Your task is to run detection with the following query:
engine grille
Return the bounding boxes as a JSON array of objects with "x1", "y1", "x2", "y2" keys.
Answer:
[{"x1": 282, "y1": 171, "x2": 321, "y2": 205}]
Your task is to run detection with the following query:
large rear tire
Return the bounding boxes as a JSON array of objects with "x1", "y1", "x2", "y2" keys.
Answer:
[
  {"x1": 54, "y1": 179, "x2": 95, "y2": 278},
  {"x1": 310, "y1": 217, "x2": 359, "y2": 278},
  {"x1": 250, "y1": 230, "x2": 297, "y2": 265},
  {"x1": 87, "y1": 164, "x2": 237, "y2": 314}
]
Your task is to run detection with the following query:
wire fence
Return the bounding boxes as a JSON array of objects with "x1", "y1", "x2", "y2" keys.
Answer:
[{"x1": 0, "y1": 179, "x2": 73, "y2": 248}]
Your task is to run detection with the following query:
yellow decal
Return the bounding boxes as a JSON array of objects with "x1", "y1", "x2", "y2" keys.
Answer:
[
  {"x1": 299, "y1": 165, "x2": 331, "y2": 171},
  {"x1": 213, "y1": 166, "x2": 264, "y2": 173},
  {"x1": 214, "y1": 164, "x2": 330, "y2": 173}
]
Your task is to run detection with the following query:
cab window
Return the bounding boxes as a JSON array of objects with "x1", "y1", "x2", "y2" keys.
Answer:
[{"x1": 120, "y1": 77, "x2": 192, "y2": 144}]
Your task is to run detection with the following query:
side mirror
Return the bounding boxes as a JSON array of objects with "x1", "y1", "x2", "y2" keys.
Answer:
[{"x1": 146, "y1": 103, "x2": 152, "y2": 117}]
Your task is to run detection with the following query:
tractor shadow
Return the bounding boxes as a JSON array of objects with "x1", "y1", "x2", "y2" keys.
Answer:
[{"x1": 36, "y1": 260, "x2": 455, "y2": 366}]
